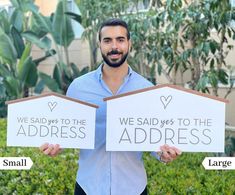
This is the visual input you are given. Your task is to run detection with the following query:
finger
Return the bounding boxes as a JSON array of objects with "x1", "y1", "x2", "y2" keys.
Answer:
[
  {"x1": 166, "y1": 148, "x2": 177, "y2": 159},
  {"x1": 39, "y1": 143, "x2": 49, "y2": 152},
  {"x1": 160, "y1": 144, "x2": 171, "y2": 155},
  {"x1": 43, "y1": 144, "x2": 54, "y2": 155},
  {"x1": 161, "y1": 150, "x2": 173, "y2": 162},
  {"x1": 162, "y1": 151, "x2": 171, "y2": 159},
  {"x1": 160, "y1": 144, "x2": 169, "y2": 151},
  {"x1": 171, "y1": 146, "x2": 182, "y2": 155},
  {"x1": 50, "y1": 144, "x2": 61, "y2": 157},
  {"x1": 161, "y1": 145, "x2": 182, "y2": 157},
  {"x1": 160, "y1": 145, "x2": 169, "y2": 159},
  {"x1": 161, "y1": 145, "x2": 178, "y2": 162}
]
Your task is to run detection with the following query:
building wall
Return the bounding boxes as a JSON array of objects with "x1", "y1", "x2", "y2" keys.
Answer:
[
  {"x1": 219, "y1": 89, "x2": 235, "y2": 126},
  {"x1": 0, "y1": 0, "x2": 57, "y2": 13},
  {"x1": 35, "y1": 0, "x2": 57, "y2": 16},
  {"x1": 33, "y1": 39, "x2": 91, "y2": 75},
  {"x1": 0, "y1": 0, "x2": 10, "y2": 6}
]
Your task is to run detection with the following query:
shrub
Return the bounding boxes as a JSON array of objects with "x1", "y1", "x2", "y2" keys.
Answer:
[
  {"x1": 0, "y1": 119, "x2": 78, "y2": 194},
  {"x1": 144, "y1": 153, "x2": 235, "y2": 195},
  {"x1": 1, "y1": 119, "x2": 235, "y2": 194}
]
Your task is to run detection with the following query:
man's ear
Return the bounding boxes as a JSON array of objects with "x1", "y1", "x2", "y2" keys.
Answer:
[
  {"x1": 98, "y1": 40, "x2": 103, "y2": 49},
  {"x1": 96, "y1": 41, "x2": 101, "y2": 52}
]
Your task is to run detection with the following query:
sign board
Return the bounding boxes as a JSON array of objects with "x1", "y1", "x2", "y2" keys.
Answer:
[
  {"x1": 105, "y1": 84, "x2": 228, "y2": 152},
  {"x1": 6, "y1": 93, "x2": 98, "y2": 149}
]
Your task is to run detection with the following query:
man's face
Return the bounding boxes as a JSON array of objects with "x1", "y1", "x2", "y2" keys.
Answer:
[{"x1": 99, "y1": 26, "x2": 131, "y2": 68}]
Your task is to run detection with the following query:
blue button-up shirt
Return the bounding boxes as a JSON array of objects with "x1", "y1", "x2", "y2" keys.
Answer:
[{"x1": 66, "y1": 65, "x2": 155, "y2": 195}]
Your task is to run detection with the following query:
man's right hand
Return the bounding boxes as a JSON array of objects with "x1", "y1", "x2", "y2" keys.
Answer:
[{"x1": 39, "y1": 143, "x2": 62, "y2": 157}]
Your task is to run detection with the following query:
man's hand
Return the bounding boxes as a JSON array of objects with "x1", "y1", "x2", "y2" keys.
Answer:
[
  {"x1": 158, "y1": 144, "x2": 182, "y2": 163},
  {"x1": 39, "y1": 143, "x2": 62, "y2": 157}
]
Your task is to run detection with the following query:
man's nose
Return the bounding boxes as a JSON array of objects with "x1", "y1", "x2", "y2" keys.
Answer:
[{"x1": 111, "y1": 41, "x2": 118, "y2": 49}]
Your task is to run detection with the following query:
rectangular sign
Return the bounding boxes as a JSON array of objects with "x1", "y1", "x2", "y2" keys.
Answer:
[
  {"x1": 7, "y1": 93, "x2": 97, "y2": 149},
  {"x1": 105, "y1": 85, "x2": 227, "y2": 152}
]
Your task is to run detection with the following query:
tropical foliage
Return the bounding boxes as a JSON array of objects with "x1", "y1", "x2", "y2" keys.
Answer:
[
  {"x1": 0, "y1": 0, "x2": 52, "y2": 117},
  {"x1": 0, "y1": 0, "x2": 55, "y2": 99},
  {"x1": 0, "y1": 0, "x2": 88, "y2": 117}
]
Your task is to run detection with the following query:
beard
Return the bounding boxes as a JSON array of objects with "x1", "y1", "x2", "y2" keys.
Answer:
[{"x1": 101, "y1": 50, "x2": 129, "y2": 68}]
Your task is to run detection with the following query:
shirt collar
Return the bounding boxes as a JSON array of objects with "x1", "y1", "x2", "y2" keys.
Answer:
[{"x1": 96, "y1": 63, "x2": 133, "y2": 81}]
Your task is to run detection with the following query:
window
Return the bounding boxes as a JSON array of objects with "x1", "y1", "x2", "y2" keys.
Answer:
[
  {"x1": 231, "y1": 0, "x2": 235, "y2": 7},
  {"x1": 218, "y1": 70, "x2": 235, "y2": 88},
  {"x1": 67, "y1": 0, "x2": 84, "y2": 38},
  {"x1": 8, "y1": 5, "x2": 14, "y2": 16},
  {"x1": 67, "y1": 0, "x2": 73, "y2": 11},
  {"x1": 229, "y1": 75, "x2": 235, "y2": 86},
  {"x1": 0, "y1": 4, "x2": 13, "y2": 15},
  {"x1": 229, "y1": 0, "x2": 235, "y2": 28}
]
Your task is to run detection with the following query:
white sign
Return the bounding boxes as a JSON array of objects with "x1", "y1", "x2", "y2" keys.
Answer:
[
  {"x1": 7, "y1": 93, "x2": 98, "y2": 149},
  {"x1": 105, "y1": 84, "x2": 228, "y2": 152},
  {"x1": 0, "y1": 157, "x2": 33, "y2": 170},
  {"x1": 202, "y1": 157, "x2": 235, "y2": 170}
]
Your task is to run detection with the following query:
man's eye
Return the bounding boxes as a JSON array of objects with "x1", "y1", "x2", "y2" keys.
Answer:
[
  {"x1": 103, "y1": 39, "x2": 111, "y2": 43},
  {"x1": 118, "y1": 39, "x2": 125, "y2": 42}
]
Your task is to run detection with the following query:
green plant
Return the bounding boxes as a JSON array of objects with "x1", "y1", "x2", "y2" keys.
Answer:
[
  {"x1": 76, "y1": 0, "x2": 235, "y2": 95},
  {"x1": 0, "y1": 119, "x2": 78, "y2": 194},
  {"x1": 0, "y1": 0, "x2": 90, "y2": 117},
  {"x1": 1, "y1": 118, "x2": 235, "y2": 194},
  {"x1": 0, "y1": 0, "x2": 58, "y2": 119},
  {"x1": 144, "y1": 152, "x2": 235, "y2": 195},
  {"x1": 130, "y1": 0, "x2": 235, "y2": 98},
  {"x1": 23, "y1": 0, "x2": 90, "y2": 94},
  {"x1": 225, "y1": 134, "x2": 235, "y2": 156},
  {"x1": 0, "y1": 0, "x2": 60, "y2": 118}
]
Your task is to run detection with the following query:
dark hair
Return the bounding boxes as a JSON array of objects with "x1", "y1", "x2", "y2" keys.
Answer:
[{"x1": 98, "y1": 18, "x2": 130, "y2": 41}]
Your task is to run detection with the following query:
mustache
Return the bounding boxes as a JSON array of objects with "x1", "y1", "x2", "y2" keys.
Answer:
[{"x1": 107, "y1": 50, "x2": 123, "y2": 55}]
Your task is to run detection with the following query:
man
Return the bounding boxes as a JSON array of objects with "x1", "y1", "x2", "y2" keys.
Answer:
[{"x1": 40, "y1": 18, "x2": 181, "y2": 195}]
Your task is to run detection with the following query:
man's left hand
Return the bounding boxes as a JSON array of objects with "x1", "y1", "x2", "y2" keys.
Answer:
[{"x1": 158, "y1": 144, "x2": 182, "y2": 163}]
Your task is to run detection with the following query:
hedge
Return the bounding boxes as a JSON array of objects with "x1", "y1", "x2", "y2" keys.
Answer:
[{"x1": 0, "y1": 119, "x2": 234, "y2": 194}]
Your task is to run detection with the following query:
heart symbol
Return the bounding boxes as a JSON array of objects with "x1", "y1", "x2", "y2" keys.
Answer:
[
  {"x1": 48, "y1": 102, "x2": 57, "y2": 112},
  {"x1": 160, "y1": 95, "x2": 172, "y2": 109}
]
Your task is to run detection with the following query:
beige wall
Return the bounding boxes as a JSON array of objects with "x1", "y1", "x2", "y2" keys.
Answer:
[
  {"x1": 0, "y1": 0, "x2": 57, "y2": 12},
  {"x1": 0, "y1": 0, "x2": 10, "y2": 6},
  {"x1": 33, "y1": 39, "x2": 91, "y2": 75},
  {"x1": 219, "y1": 89, "x2": 235, "y2": 126},
  {"x1": 35, "y1": 0, "x2": 57, "y2": 16},
  {"x1": 30, "y1": 0, "x2": 91, "y2": 73}
]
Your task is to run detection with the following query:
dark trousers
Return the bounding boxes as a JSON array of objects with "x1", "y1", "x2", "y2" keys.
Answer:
[{"x1": 74, "y1": 182, "x2": 148, "y2": 195}]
